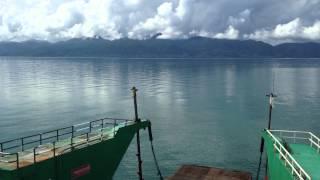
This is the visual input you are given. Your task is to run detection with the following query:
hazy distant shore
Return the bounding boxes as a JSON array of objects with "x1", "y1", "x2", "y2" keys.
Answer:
[{"x1": 1, "y1": 37, "x2": 320, "y2": 58}]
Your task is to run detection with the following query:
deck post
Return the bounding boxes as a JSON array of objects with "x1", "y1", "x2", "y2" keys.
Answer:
[
  {"x1": 71, "y1": 126, "x2": 74, "y2": 150},
  {"x1": 53, "y1": 141, "x2": 56, "y2": 157},
  {"x1": 33, "y1": 148, "x2": 36, "y2": 163},
  {"x1": 132, "y1": 87, "x2": 143, "y2": 180},
  {"x1": 256, "y1": 92, "x2": 277, "y2": 180},
  {"x1": 86, "y1": 133, "x2": 89, "y2": 143},
  {"x1": 113, "y1": 119, "x2": 116, "y2": 136},
  {"x1": 264, "y1": 92, "x2": 277, "y2": 179},
  {"x1": 16, "y1": 153, "x2": 19, "y2": 169},
  {"x1": 266, "y1": 93, "x2": 276, "y2": 129},
  {"x1": 21, "y1": 138, "x2": 24, "y2": 151},
  {"x1": 40, "y1": 133, "x2": 43, "y2": 145}
]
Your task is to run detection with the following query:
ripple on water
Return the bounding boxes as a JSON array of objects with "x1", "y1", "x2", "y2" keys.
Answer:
[{"x1": 0, "y1": 57, "x2": 320, "y2": 179}]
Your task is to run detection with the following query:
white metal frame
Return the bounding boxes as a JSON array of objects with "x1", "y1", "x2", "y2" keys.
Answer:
[
  {"x1": 270, "y1": 130, "x2": 320, "y2": 153},
  {"x1": 266, "y1": 130, "x2": 314, "y2": 180}
]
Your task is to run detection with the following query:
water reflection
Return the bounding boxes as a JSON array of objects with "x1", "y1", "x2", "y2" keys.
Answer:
[
  {"x1": 225, "y1": 65, "x2": 235, "y2": 97},
  {"x1": 0, "y1": 57, "x2": 319, "y2": 179}
]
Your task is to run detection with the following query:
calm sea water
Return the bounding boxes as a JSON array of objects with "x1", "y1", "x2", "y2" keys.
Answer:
[{"x1": 0, "y1": 57, "x2": 320, "y2": 179}]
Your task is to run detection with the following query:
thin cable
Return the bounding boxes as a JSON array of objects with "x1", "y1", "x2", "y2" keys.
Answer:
[
  {"x1": 256, "y1": 152, "x2": 263, "y2": 180},
  {"x1": 150, "y1": 140, "x2": 164, "y2": 180},
  {"x1": 256, "y1": 137, "x2": 264, "y2": 180}
]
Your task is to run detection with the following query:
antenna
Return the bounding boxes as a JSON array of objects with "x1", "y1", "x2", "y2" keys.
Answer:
[{"x1": 257, "y1": 75, "x2": 278, "y2": 180}]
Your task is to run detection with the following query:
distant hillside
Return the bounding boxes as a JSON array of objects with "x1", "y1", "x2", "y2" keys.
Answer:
[{"x1": 0, "y1": 37, "x2": 320, "y2": 58}]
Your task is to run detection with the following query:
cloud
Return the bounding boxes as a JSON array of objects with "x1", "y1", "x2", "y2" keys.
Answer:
[
  {"x1": 214, "y1": 26, "x2": 239, "y2": 40},
  {"x1": 128, "y1": 2, "x2": 178, "y2": 39},
  {"x1": 186, "y1": 25, "x2": 239, "y2": 40},
  {"x1": 0, "y1": 0, "x2": 319, "y2": 43},
  {"x1": 245, "y1": 18, "x2": 320, "y2": 44},
  {"x1": 228, "y1": 9, "x2": 251, "y2": 27}
]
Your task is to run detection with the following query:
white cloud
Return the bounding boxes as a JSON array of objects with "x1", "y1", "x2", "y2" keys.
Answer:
[
  {"x1": 273, "y1": 18, "x2": 300, "y2": 38},
  {"x1": 128, "y1": 1, "x2": 190, "y2": 39},
  {"x1": 303, "y1": 21, "x2": 320, "y2": 40},
  {"x1": 214, "y1": 26, "x2": 239, "y2": 40},
  {"x1": 228, "y1": 9, "x2": 251, "y2": 26},
  {"x1": 157, "y1": 2, "x2": 174, "y2": 17},
  {"x1": 245, "y1": 18, "x2": 320, "y2": 44},
  {"x1": 0, "y1": 0, "x2": 319, "y2": 43},
  {"x1": 128, "y1": 2, "x2": 175, "y2": 39},
  {"x1": 175, "y1": 0, "x2": 191, "y2": 20},
  {"x1": 187, "y1": 26, "x2": 239, "y2": 40}
]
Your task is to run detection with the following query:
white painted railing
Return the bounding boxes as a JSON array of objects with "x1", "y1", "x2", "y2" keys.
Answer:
[
  {"x1": 309, "y1": 133, "x2": 320, "y2": 153},
  {"x1": 270, "y1": 130, "x2": 320, "y2": 153},
  {"x1": 266, "y1": 130, "x2": 312, "y2": 180}
]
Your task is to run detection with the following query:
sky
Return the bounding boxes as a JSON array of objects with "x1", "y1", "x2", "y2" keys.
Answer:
[{"x1": 0, "y1": 0, "x2": 320, "y2": 44}]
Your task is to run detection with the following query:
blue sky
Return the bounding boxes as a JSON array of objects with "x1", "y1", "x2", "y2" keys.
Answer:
[{"x1": 0, "y1": 0, "x2": 319, "y2": 44}]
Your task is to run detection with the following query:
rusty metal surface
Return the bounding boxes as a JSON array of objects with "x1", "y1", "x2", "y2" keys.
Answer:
[{"x1": 168, "y1": 165, "x2": 252, "y2": 180}]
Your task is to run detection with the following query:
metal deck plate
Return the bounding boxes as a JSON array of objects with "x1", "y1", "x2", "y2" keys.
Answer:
[{"x1": 290, "y1": 143, "x2": 320, "y2": 180}]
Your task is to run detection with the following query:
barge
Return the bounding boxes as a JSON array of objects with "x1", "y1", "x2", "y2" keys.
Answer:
[{"x1": 0, "y1": 118, "x2": 150, "y2": 179}]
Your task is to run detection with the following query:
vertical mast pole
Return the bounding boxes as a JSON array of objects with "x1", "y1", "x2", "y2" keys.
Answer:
[
  {"x1": 256, "y1": 92, "x2": 277, "y2": 180},
  {"x1": 266, "y1": 93, "x2": 276, "y2": 129},
  {"x1": 132, "y1": 87, "x2": 143, "y2": 180},
  {"x1": 264, "y1": 92, "x2": 276, "y2": 180}
]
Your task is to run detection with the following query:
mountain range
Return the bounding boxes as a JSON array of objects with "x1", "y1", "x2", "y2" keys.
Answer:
[{"x1": 0, "y1": 37, "x2": 320, "y2": 58}]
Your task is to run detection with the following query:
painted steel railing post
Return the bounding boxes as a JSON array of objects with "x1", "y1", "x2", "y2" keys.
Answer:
[
  {"x1": 0, "y1": 143, "x2": 2, "y2": 152},
  {"x1": 56, "y1": 130, "x2": 59, "y2": 141},
  {"x1": 89, "y1": 122, "x2": 92, "y2": 133},
  {"x1": 72, "y1": 126, "x2": 74, "y2": 138},
  {"x1": 16, "y1": 153, "x2": 19, "y2": 169},
  {"x1": 53, "y1": 142, "x2": 56, "y2": 157},
  {"x1": 33, "y1": 147, "x2": 36, "y2": 163},
  {"x1": 131, "y1": 86, "x2": 143, "y2": 180},
  {"x1": 86, "y1": 133, "x2": 89, "y2": 143},
  {"x1": 113, "y1": 119, "x2": 116, "y2": 136},
  {"x1": 21, "y1": 138, "x2": 24, "y2": 151},
  {"x1": 40, "y1": 133, "x2": 43, "y2": 145},
  {"x1": 101, "y1": 120, "x2": 103, "y2": 140},
  {"x1": 71, "y1": 126, "x2": 74, "y2": 148}
]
